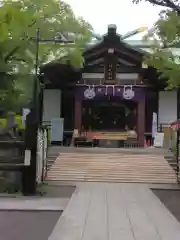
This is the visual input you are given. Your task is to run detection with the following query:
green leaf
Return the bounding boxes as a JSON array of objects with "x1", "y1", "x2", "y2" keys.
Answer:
[
  {"x1": 0, "y1": 0, "x2": 93, "y2": 111},
  {"x1": 142, "y1": 9, "x2": 180, "y2": 89}
]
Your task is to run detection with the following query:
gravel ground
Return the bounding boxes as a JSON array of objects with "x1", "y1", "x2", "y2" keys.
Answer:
[
  {"x1": 0, "y1": 211, "x2": 62, "y2": 240},
  {"x1": 152, "y1": 189, "x2": 180, "y2": 223}
]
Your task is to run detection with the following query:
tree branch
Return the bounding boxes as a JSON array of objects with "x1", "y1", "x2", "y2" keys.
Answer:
[
  {"x1": 10, "y1": 56, "x2": 26, "y2": 62},
  {"x1": 5, "y1": 46, "x2": 21, "y2": 62},
  {"x1": 163, "y1": 0, "x2": 180, "y2": 13},
  {"x1": 148, "y1": 0, "x2": 173, "y2": 7},
  {"x1": 4, "y1": 20, "x2": 37, "y2": 62},
  {"x1": 135, "y1": 0, "x2": 180, "y2": 14}
]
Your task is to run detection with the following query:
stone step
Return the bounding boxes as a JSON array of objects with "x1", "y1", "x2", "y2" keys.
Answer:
[
  {"x1": 49, "y1": 170, "x2": 175, "y2": 174},
  {"x1": 164, "y1": 156, "x2": 177, "y2": 172},
  {"x1": 49, "y1": 165, "x2": 175, "y2": 171},
  {"x1": 47, "y1": 169, "x2": 175, "y2": 175},
  {"x1": 46, "y1": 152, "x2": 177, "y2": 184},
  {"x1": 164, "y1": 156, "x2": 174, "y2": 160},
  {"x1": 45, "y1": 177, "x2": 177, "y2": 184},
  {"x1": 47, "y1": 175, "x2": 176, "y2": 182}
]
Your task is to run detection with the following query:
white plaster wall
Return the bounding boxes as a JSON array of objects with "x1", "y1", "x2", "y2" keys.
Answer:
[
  {"x1": 82, "y1": 73, "x2": 103, "y2": 78},
  {"x1": 158, "y1": 91, "x2": 177, "y2": 126},
  {"x1": 116, "y1": 73, "x2": 139, "y2": 79},
  {"x1": 43, "y1": 89, "x2": 61, "y2": 122}
]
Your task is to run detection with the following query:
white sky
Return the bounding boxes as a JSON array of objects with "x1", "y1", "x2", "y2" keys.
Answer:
[{"x1": 65, "y1": 0, "x2": 163, "y2": 39}]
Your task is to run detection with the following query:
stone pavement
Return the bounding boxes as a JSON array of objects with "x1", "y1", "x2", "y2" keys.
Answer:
[
  {"x1": 0, "y1": 211, "x2": 61, "y2": 240},
  {"x1": 0, "y1": 197, "x2": 68, "y2": 240},
  {"x1": 0, "y1": 197, "x2": 68, "y2": 211},
  {"x1": 49, "y1": 183, "x2": 180, "y2": 240}
]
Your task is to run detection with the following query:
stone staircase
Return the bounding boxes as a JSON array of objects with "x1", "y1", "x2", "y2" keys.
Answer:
[
  {"x1": 46, "y1": 147, "x2": 61, "y2": 171},
  {"x1": 45, "y1": 150, "x2": 177, "y2": 184}
]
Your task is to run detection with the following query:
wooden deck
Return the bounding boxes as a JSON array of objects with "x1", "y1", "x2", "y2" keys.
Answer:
[
  {"x1": 46, "y1": 152, "x2": 177, "y2": 184},
  {"x1": 49, "y1": 183, "x2": 180, "y2": 240}
]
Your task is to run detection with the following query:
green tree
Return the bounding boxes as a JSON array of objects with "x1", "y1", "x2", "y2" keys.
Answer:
[
  {"x1": 133, "y1": 0, "x2": 180, "y2": 88},
  {"x1": 132, "y1": 0, "x2": 180, "y2": 13},
  {"x1": 0, "y1": 0, "x2": 92, "y2": 111}
]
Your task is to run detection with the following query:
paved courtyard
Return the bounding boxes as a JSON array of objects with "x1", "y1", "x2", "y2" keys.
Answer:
[{"x1": 49, "y1": 183, "x2": 180, "y2": 240}]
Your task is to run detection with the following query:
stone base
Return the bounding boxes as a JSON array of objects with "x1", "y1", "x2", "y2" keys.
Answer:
[
  {"x1": 99, "y1": 140, "x2": 119, "y2": 148},
  {"x1": 98, "y1": 139, "x2": 141, "y2": 148}
]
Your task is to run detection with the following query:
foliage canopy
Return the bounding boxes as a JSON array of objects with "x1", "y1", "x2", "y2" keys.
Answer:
[
  {"x1": 133, "y1": 0, "x2": 180, "y2": 88},
  {"x1": 0, "y1": 0, "x2": 92, "y2": 111}
]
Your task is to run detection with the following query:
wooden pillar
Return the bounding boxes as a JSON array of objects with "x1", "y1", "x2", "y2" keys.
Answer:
[
  {"x1": 74, "y1": 97, "x2": 82, "y2": 130},
  {"x1": 22, "y1": 110, "x2": 38, "y2": 195},
  {"x1": 137, "y1": 97, "x2": 145, "y2": 147}
]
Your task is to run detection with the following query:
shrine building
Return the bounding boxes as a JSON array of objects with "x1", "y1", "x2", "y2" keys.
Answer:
[{"x1": 41, "y1": 25, "x2": 178, "y2": 148}]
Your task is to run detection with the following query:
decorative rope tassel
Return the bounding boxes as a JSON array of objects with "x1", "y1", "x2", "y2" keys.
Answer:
[
  {"x1": 112, "y1": 85, "x2": 115, "y2": 96},
  {"x1": 105, "y1": 85, "x2": 108, "y2": 96},
  {"x1": 92, "y1": 84, "x2": 95, "y2": 93},
  {"x1": 123, "y1": 85, "x2": 126, "y2": 96}
]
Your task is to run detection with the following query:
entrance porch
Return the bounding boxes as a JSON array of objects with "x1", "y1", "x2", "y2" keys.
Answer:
[
  {"x1": 74, "y1": 86, "x2": 145, "y2": 147},
  {"x1": 82, "y1": 98, "x2": 137, "y2": 131}
]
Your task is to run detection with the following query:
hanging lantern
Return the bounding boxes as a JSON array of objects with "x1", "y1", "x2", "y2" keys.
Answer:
[{"x1": 123, "y1": 85, "x2": 135, "y2": 100}]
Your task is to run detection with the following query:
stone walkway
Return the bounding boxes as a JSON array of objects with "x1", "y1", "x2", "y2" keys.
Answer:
[
  {"x1": 0, "y1": 197, "x2": 68, "y2": 211},
  {"x1": 49, "y1": 183, "x2": 180, "y2": 240}
]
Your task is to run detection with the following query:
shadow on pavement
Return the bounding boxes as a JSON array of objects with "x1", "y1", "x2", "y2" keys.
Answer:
[
  {"x1": 152, "y1": 189, "x2": 180, "y2": 223},
  {"x1": 0, "y1": 211, "x2": 61, "y2": 240}
]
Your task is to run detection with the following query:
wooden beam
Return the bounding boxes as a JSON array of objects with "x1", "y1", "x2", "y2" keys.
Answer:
[
  {"x1": 84, "y1": 41, "x2": 105, "y2": 56},
  {"x1": 75, "y1": 83, "x2": 153, "y2": 87},
  {"x1": 115, "y1": 48, "x2": 141, "y2": 63},
  {"x1": 85, "y1": 57, "x2": 104, "y2": 66},
  {"x1": 84, "y1": 47, "x2": 141, "y2": 64},
  {"x1": 83, "y1": 65, "x2": 142, "y2": 74},
  {"x1": 85, "y1": 56, "x2": 138, "y2": 69},
  {"x1": 84, "y1": 48, "x2": 106, "y2": 61}
]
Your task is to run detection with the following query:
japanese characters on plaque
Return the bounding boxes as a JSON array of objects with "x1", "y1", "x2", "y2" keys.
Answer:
[
  {"x1": 107, "y1": 64, "x2": 113, "y2": 80},
  {"x1": 104, "y1": 54, "x2": 116, "y2": 82}
]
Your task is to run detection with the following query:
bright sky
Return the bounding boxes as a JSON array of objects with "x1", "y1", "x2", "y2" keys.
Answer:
[{"x1": 65, "y1": 0, "x2": 163, "y2": 39}]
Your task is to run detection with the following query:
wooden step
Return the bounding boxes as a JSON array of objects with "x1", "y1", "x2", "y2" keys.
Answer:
[
  {"x1": 45, "y1": 152, "x2": 177, "y2": 184},
  {"x1": 45, "y1": 177, "x2": 177, "y2": 184}
]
